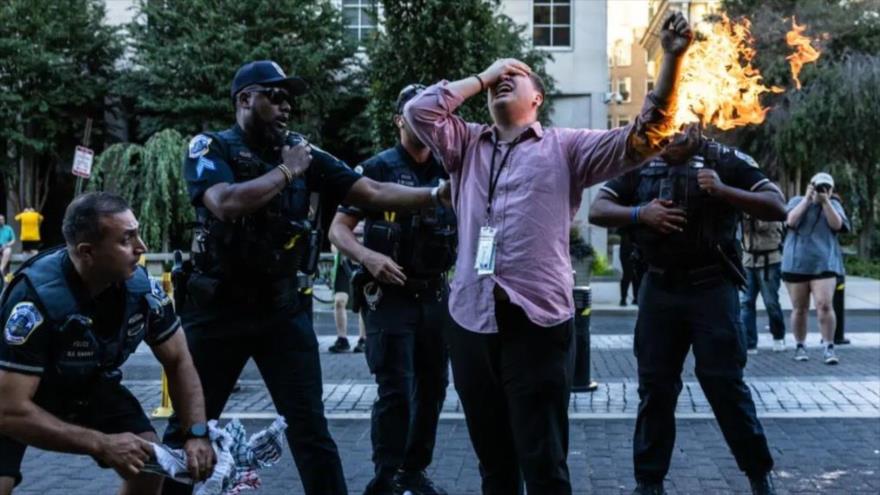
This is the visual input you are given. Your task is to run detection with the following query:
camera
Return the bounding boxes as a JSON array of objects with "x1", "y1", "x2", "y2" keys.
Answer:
[{"x1": 814, "y1": 183, "x2": 831, "y2": 194}]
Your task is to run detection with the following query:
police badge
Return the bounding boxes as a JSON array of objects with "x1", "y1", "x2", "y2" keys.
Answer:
[{"x1": 4, "y1": 302, "x2": 44, "y2": 346}]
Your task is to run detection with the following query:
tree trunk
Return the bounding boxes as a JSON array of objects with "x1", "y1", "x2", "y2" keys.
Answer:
[{"x1": 858, "y1": 179, "x2": 876, "y2": 257}]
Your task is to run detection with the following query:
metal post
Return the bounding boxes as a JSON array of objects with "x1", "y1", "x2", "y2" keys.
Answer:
[
  {"x1": 572, "y1": 285, "x2": 598, "y2": 392},
  {"x1": 833, "y1": 274, "x2": 849, "y2": 345},
  {"x1": 74, "y1": 118, "x2": 92, "y2": 196}
]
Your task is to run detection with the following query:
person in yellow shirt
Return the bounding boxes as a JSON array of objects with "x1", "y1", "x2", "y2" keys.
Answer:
[{"x1": 14, "y1": 207, "x2": 43, "y2": 255}]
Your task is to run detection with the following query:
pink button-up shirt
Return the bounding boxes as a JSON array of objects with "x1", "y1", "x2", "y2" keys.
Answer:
[{"x1": 404, "y1": 82, "x2": 666, "y2": 333}]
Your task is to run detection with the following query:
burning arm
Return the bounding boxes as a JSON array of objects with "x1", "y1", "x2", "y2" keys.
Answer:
[{"x1": 629, "y1": 12, "x2": 694, "y2": 159}]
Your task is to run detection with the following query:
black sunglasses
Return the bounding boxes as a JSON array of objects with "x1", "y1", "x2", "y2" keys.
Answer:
[{"x1": 245, "y1": 86, "x2": 292, "y2": 106}]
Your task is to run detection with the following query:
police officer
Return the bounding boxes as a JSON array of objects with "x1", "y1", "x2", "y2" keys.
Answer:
[
  {"x1": 0, "y1": 193, "x2": 214, "y2": 495},
  {"x1": 588, "y1": 126, "x2": 786, "y2": 495},
  {"x1": 329, "y1": 84, "x2": 455, "y2": 495},
  {"x1": 162, "y1": 61, "x2": 448, "y2": 495}
]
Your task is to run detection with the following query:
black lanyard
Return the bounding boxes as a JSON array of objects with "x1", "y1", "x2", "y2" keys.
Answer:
[{"x1": 487, "y1": 138, "x2": 519, "y2": 219}]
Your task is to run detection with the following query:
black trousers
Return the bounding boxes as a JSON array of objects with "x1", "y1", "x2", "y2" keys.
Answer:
[
  {"x1": 360, "y1": 284, "x2": 449, "y2": 494},
  {"x1": 446, "y1": 300, "x2": 575, "y2": 495},
  {"x1": 633, "y1": 273, "x2": 774, "y2": 483},
  {"x1": 162, "y1": 296, "x2": 347, "y2": 495}
]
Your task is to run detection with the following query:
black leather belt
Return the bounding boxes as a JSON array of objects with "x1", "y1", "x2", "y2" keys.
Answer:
[
  {"x1": 402, "y1": 275, "x2": 446, "y2": 293},
  {"x1": 647, "y1": 263, "x2": 725, "y2": 287}
]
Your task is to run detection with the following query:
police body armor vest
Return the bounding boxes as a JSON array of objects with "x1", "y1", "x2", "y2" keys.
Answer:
[
  {"x1": 6, "y1": 247, "x2": 154, "y2": 383},
  {"x1": 634, "y1": 142, "x2": 739, "y2": 268},
  {"x1": 191, "y1": 130, "x2": 312, "y2": 283},
  {"x1": 362, "y1": 150, "x2": 457, "y2": 278}
]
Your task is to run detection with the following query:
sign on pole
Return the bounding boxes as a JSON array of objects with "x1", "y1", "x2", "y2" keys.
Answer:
[{"x1": 72, "y1": 146, "x2": 94, "y2": 179}]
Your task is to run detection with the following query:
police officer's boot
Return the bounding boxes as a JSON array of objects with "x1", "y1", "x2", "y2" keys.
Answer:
[
  {"x1": 391, "y1": 469, "x2": 447, "y2": 495},
  {"x1": 632, "y1": 481, "x2": 666, "y2": 495},
  {"x1": 749, "y1": 473, "x2": 776, "y2": 495}
]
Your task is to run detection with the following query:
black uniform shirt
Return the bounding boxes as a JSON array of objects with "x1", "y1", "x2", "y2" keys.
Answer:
[
  {"x1": 184, "y1": 125, "x2": 362, "y2": 217},
  {"x1": 0, "y1": 253, "x2": 179, "y2": 378},
  {"x1": 601, "y1": 147, "x2": 768, "y2": 205},
  {"x1": 601, "y1": 145, "x2": 769, "y2": 266}
]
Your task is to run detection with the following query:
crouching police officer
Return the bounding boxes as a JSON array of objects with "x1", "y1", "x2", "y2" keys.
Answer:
[
  {"x1": 589, "y1": 126, "x2": 786, "y2": 495},
  {"x1": 329, "y1": 84, "x2": 456, "y2": 495},
  {"x1": 162, "y1": 61, "x2": 449, "y2": 495},
  {"x1": 0, "y1": 193, "x2": 213, "y2": 495}
]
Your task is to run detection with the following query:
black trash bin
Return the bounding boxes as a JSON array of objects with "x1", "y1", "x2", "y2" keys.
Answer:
[{"x1": 572, "y1": 285, "x2": 598, "y2": 392}]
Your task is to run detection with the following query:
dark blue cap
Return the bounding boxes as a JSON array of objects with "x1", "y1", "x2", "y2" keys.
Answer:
[{"x1": 230, "y1": 60, "x2": 308, "y2": 100}]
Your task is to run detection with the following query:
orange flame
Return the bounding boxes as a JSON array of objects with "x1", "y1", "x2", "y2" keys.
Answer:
[
  {"x1": 649, "y1": 14, "x2": 783, "y2": 147},
  {"x1": 785, "y1": 17, "x2": 821, "y2": 90}
]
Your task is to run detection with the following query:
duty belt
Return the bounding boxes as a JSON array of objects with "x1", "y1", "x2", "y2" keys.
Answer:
[
  {"x1": 402, "y1": 275, "x2": 447, "y2": 293},
  {"x1": 647, "y1": 263, "x2": 726, "y2": 288}
]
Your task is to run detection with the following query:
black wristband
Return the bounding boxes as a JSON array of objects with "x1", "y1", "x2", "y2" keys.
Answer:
[{"x1": 474, "y1": 74, "x2": 486, "y2": 92}]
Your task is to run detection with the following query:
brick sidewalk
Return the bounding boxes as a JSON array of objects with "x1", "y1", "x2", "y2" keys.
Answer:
[{"x1": 14, "y1": 418, "x2": 880, "y2": 494}]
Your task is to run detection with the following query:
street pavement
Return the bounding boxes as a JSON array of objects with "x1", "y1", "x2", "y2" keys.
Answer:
[{"x1": 11, "y1": 306, "x2": 880, "y2": 494}]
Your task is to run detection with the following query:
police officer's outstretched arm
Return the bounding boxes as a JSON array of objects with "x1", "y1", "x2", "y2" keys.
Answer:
[
  {"x1": 695, "y1": 150, "x2": 786, "y2": 221},
  {"x1": 344, "y1": 176, "x2": 446, "y2": 211},
  {"x1": 329, "y1": 211, "x2": 406, "y2": 286},
  {"x1": 0, "y1": 287, "x2": 153, "y2": 480}
]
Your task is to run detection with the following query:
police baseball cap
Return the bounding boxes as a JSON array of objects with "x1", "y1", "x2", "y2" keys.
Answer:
[
  {"x1": 811, "y1": 172, "x2": 834, "y2": 188},
  {"x1": 230, "y1": 60, "x2": 308, "y2": 100},
  {"x1": 395, "y1": 84, "x2": 426, "y2": 113}
]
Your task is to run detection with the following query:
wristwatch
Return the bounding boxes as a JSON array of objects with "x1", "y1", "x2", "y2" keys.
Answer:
[{"x1": 185, "y1": 422, "x2": 209, "y2": 439}]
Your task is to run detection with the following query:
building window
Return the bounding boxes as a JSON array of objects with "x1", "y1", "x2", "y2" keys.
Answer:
[
  {"x1": 618, "y1": 117, "x2": 630, "y2": 127},
  {"x1": 613, "y1": 41, "x2": 631, "y2": 67},
  {"x1": 343, "y1": 0, "x2": 377, "y2": 44},
  {"x1": 533, "y1": 0, "x2": 571, "y2": 48},
  {"x1": 618, "y1": 77, "x2": 632, "y2": 103},
  {"x1": 607, "y1": 115, "x2": 613, "y2": 129},
  {"x1": 646, "y1": 79, "x2": 655, "y2": 94}
]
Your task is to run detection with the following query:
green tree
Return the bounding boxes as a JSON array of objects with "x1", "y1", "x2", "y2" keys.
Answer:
[
  {"x1": 121, "y1": 0, "x2": 359, "y2": 147},
  {"x1": 718, "y1": 0, "x2": 880, "y2": 255},
  {"x1": 88, "y1": 130, "x2": 194, "y2": 251},
  {"x1": 774, "y1": 54, "x2": 880, "y2": 256},
  {"x1": 0, "y1": 0, "x2": 121, "y2": 211},
  {"x1": 362, "y1": 0, "x2": 555, "y2": 151}
]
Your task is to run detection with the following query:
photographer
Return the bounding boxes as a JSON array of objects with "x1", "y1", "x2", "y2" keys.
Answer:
[{"x1": 782, "y1": 172, "x2": 850, "y2": 365}]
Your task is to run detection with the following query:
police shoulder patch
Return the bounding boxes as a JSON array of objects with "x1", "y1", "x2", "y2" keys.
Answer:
[
  {"x1": 149, "y1": 279, "x2": 172, "y2": 306},
  {"x1": 188, "y1": 134, "x2": 213, "y2": 159},
  {"x1": 734, "y1": 150, "x2": 760, "y2": 168},
  {"x1": 4, "y1": 302, "x2": 44, "y2": 346}
]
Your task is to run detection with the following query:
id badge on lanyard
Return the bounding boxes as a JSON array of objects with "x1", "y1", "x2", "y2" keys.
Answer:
[
  {"x1": 476, "y1": 136, "x2": 518, "y2": 277},
  {"x1": 475, "y1": 225, "x2": 497, "y2": 275}
]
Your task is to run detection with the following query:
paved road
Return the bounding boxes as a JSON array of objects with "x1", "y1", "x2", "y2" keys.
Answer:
[{"x1": 10, "y1": 310, "x2": 880, "y2": 494}]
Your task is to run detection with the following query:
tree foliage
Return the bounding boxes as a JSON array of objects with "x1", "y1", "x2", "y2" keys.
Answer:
[
  {"x1": 121, "y1": 0, "x2": 359, "y2": 145},
  {"x1": 362, "y1": 0, "x2": 556, "y2": 151},
  {"x1": 720, "y1": 0, "x2": 880, "y2": 255},
  {"x1": 774, "y1": 54, "x2": 880, "y2": 256},
  {"x1": 0, "y1": 0, "x2": 121, "y2": 211},
  {"x1": 88, "y1": 130, "x2": 193, "y2": 251}
]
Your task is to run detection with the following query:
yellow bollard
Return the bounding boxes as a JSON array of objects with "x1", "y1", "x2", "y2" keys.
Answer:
[
  {"x1": 152, "y1": 264, "x2": 175, "y2": 418},
  {"x1": 152, "y1": 371, "x2": 175, "y2": 418}
]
